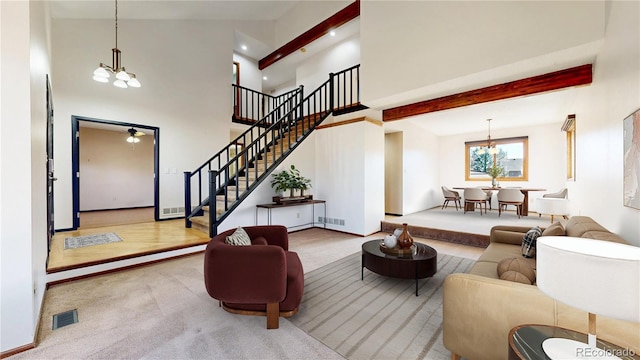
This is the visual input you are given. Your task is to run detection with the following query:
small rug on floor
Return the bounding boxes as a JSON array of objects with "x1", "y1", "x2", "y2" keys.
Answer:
[
  {"x1": 290, "y1": 251, "x2": 475, "y2": 360},
  {"x1": 64, "y1": 232, "x2": 123, "y2": 249}
]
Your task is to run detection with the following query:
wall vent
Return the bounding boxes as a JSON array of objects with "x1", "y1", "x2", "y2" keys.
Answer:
[
  {"x1": 162, "y1": 207, "x2": 185, "y2": 215},
  {"x1": 52, "y1": 309, "x2": 78, "y2": 330},
  {"x1": 318, "y1": 217, "x2": 345, "y2": 226}
]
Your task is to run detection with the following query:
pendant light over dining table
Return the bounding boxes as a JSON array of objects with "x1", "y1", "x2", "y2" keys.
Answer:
[
  {"x1": 477, "y1": 118, "x2": 497, "y2": 155},
  {"x1": 92, "y1": 0, "x2": 141, "y2": 88}
]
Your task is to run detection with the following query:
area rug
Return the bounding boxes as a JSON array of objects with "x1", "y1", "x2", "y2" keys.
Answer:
[
  {"x1": 290, "y1": 251, "x2": 475, "y2": 360},
  {"x1": 64, "y1": 232, "x2": 123, "y2": 249}
]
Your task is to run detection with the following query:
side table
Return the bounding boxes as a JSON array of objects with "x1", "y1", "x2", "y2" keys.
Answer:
[{"x1": 509, "y1": 324, "x2": 638, "y2": 360}]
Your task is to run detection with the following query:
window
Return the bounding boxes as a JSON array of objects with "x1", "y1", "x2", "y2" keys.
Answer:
[
  {"x1": 563, "y1": 114, "x2": 576, "y2": 180},
  {"x1": 465, "y1": 136, "x2": 528, "y2": 181}
]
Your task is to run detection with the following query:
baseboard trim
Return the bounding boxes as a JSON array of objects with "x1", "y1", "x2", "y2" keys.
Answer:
[{"x1": 1, "y1": 343, "x2": 35, "y2": 359}]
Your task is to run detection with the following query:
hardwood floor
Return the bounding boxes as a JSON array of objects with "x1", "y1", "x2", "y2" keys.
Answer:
[
  {"x1": 48, "y1": 207, "x2": 488, "y2": 274},
  {"x1": 48, "y1": 219, "x2": 209, "y2": 273}
]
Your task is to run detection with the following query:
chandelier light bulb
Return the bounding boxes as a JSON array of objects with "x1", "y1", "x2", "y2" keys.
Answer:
[
  {"x1": 93, "y1": 75, "x2": 109, "y2": 83},
  {"x1": 127, "y1": 75, "x2": 141, "y2": 88},
  {"x1": 93, "y1": 67, "x2": 110, "y2": 78},
  {"x1": 116, "y1": 70, "x2": 131, "y2": 81},
  {"x1": 113, "y1": 79, "x2": 128, "y2": 88}
]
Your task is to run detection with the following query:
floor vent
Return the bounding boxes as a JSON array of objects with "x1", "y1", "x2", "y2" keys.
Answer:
[{"x1": 52, "y1": 309, "x2": 78, "y2": 330}]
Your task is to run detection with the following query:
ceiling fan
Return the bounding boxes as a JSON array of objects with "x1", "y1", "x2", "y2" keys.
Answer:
[{"x1": 126, "y1": 127, "x2": 145, "y2": 143}]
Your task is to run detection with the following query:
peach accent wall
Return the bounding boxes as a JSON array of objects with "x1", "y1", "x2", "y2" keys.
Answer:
[{"x1": 79, "y1": 127, "x2": 154, "y2": 211}]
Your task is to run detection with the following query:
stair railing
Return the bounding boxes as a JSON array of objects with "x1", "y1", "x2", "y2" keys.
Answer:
[
  {"x1": 184, "y1": 86, "x2": 302, "y2": 226},
  {"x1": 186, "y1": 65, "x2": 362, "y2": 236},
  {"x1": 233, "y1": 85, "x2": 300, "y2": 125}
]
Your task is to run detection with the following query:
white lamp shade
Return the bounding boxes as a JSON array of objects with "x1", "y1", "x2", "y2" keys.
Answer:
[
  {"x1": 127, "y1": 76, "x2": 141, "y2": 88},
  {"x1": 113, "y1": 79, "x2": 128, "y2": 88},
  {"x1": 93, "y1": 75, "x2": 109, "y2": 83},
  {"x1": 116, "y1": 70, "x2": 131, "y2": 81},
  {"x1": 537, "y1": 236, "x2": 640, "y2": 322},
  {"x1": 93, "y1": 67, "x2": 110, "y2": 77}
]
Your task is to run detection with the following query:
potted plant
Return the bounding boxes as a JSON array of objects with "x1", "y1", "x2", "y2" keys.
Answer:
[
  {"x1": 270, "y1": 169, "x2": 294, "y2": 197},
  {"x1": 289, "y1": 165, "x2": 312, "y2": 196},
  {"x1": 270, "y1": 165, "x2": 312, "y2": 200},
  {"x1": 487, "y1": 164, "x2": 504, "y2": 187}
]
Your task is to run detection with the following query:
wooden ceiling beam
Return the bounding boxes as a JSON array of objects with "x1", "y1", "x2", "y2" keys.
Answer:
[
  {"x1": 382, "y1": 64, "x2": 593, "y2": 122},
  {"x1": 258, "y1": 1, "x2": 360, "y2": 70}
]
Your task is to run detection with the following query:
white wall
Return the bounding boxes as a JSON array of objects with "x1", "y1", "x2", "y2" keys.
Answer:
[
  {"x1": 569, "y1": 0, "x2": 640, "y2": 244},
  {"x1": 1, "y1": 0, "x2": 50, "y2": 353},
  {"x1": 401, "y1": 122, "x2": 441, "y2": 214},
  {"x1": 233, "y1": 52, "x2": 262, "y2": 91},
  {"x1": 52, "y1": 18, "x2": 242, "y2": 227},
  {"x1": 296, "y1": 34, "x2": 360, "y2": 93},
  {"x1": 363, "y1": 121, "x2": 385, "y2": 233},
  {"x1": 79, "y1": 127, "x2": 154, "y2": 211},
  {"x1": 360, "y1": 1, "x2": 605, "y2": 106},
  {"x1": 315, "y1": 119, "x2": 384, "y2": 236}
]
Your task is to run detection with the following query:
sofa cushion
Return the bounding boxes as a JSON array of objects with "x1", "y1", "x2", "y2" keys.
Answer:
[
  {"x1": 499, "y1": 270, "x2": 533, "y2": 284},
  {"x1": 565, "y1": 216, "x2": 608, "y2": 237},
  {"x1": 522, "y1": 226, "x2": 542, "y2": 258},
  {"x1": 541, "y1": 222, "x2": 565, "y2": 236},
  {"x1": 497, "y1": 257, "x2": 536, "y2": 283},
  {"x1": 582, "y1": 231, "x2": 627, "y2": 244},
  {"x1": 477, "y1": 243, "x2": 536, "y2": 270},
  {"x1": 225, "y1": 227, "x2": 252, "y2": 246},
  {"x1": 469, "y1": 261, "x2": 501, "y2": 279}
]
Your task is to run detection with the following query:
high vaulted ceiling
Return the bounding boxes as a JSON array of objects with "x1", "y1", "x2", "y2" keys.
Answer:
[
  {"x1": 49, "y1": 1, "x2": 601, "y2": 137},
  {"x1": 49, "y1": 1, "x2": 299, "y2": 20}
]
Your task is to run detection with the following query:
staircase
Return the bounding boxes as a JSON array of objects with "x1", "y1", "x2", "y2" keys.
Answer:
[{"x1": 184, "y1": 65, "x2": 366, "y2": 237}]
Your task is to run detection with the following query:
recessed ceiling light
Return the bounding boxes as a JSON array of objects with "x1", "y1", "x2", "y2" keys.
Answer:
[
  {"x1": 329, "y1": 31, "x2": 336, "y2": 37},
  {"x1": 263, "y1": 76, "x2": 268, "y2": 80},
  {"x1": 241, "y1": 45, "x2": 247, "y2": 50}
]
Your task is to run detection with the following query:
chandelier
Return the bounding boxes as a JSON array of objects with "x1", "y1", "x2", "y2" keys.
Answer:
[
  {"x1": 477, "y1": 118, "x2": 497, "y2": 155},
  {"x1": 92, "y1": 0, "x2": 141, "y2": 88}
]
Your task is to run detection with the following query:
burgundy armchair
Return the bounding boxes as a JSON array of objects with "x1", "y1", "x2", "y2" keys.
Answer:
[{"x1": 203, "y1": 225, "x2": 304, "y2": 329}]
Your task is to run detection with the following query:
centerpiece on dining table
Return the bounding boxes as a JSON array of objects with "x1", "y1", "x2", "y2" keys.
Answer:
[
  {"x1": 380, "y1": 223, "x2": 416, "y2": 256},
  {"x1": 487, "y1": 164, "x2": 504, "y2": 188}
]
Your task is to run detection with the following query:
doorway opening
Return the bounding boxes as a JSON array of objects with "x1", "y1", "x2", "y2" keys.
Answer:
[{"x1": 71, "y1": 116, "x2": 160, "y2": 229}]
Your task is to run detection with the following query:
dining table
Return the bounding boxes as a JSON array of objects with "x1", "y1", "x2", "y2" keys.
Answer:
[{"x1": 453, "y1": 187, "x2": 546, "y2": 216}]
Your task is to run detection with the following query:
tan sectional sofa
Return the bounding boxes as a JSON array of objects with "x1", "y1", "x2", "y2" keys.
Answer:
[{"x1": 443, "y1": 216, "x2": 640, "y2": 360}]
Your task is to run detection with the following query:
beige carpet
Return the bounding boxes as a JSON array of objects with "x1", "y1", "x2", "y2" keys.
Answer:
[
  {"x1": 11, "y1": 254, "x2": 342, "y2": 360},
  {"x1": 291, "y1": 252, "x2": 475, "y2": 360},
  {"x1": 12, "y1": 228, "x2": 480, "y2": 360}
]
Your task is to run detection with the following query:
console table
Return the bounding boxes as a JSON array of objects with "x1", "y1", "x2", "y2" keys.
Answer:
[{"x1": 255, "y1": 200, "x2": 326, "y2": 230}]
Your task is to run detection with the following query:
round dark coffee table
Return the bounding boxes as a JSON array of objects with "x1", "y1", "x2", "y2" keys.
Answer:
[{"x1": 361, "y1": 239, "x2": 437, "y2": 296}]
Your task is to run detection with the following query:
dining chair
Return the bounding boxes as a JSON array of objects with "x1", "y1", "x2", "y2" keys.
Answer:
[
  {"x1": 441, "y1": 186, "x2": 462, "y2": 210},
  {"x1": 478, "y1": 187, "x2": 494, "y2": 211},
  {"x1": 464, "y1": 188, "x2": 488, "y2": 215},
  {"x1": 497, "y1": 188, "x2": 525, "y2": 218}
]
